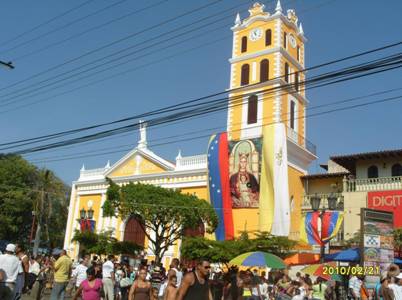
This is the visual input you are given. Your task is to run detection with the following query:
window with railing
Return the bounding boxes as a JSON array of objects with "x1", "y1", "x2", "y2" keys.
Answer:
[{"x1": 368, "y1": 165, "x2": 379, "y2": 178}]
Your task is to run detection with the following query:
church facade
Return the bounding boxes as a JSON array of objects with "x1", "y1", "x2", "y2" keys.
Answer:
[{"x1": 64, "y1": 2, "x2": 316, "y2": 264}]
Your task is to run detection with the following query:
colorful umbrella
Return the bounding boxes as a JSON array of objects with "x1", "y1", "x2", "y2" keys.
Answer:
[
  {"x1": 301, "y1": 262, "x2": 343, "y2": 281},
  {"x1": 229, "y1": 251, "x2": 287, "y2": 269}
]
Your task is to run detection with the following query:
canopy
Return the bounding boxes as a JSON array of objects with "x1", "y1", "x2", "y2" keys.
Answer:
[
  {"x1": 301, "y1": 262, "x2": 343, "y2": 282},
  {"x1": 284, "y1": 253, "x2": 320, "y2": 266},
  {"x1": 324, "y1": 248, "x2": 360, "y2": 262},
  {"x1": 229, "y1": 251, "x2": 287, "y2": 269}
]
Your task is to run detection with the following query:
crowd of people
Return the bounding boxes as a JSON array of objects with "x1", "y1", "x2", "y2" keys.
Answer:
[{"x1": 1, "y1": 242, "x2": 402, "y2": 300}]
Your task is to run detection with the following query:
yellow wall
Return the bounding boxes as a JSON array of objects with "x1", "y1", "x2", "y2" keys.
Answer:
[
  {"x1": 232, "y1": 208, "x2": 259, "y2": 237},
  {"x1": 288, "y1": 166, "x2": 304, "y2": 240},
  {"x1": 283, "y1": 23, "x2": 302, "y2": 64},
  {"x1": 180, "y1": 186, "x2": 208, "y2": 200},
  {"x1": 305, "y1": 177, "x2": 344, "y2": 194},
  {"x1": 79, "y1": 194, "x2": 102, "y2": 224},
  {"x1": 109, "y1": 156, "x2": 165, "y2": 177}
]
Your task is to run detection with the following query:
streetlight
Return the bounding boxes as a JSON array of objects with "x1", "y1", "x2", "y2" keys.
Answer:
[
  {"x1": 78, "y1": 207, "x2": 94, "y2": 231},
  {"x1": 310, "y1": 193, "x2": 338, "y2": 262}
]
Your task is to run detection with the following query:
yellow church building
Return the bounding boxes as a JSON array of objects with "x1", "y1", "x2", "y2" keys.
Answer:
[{"x1": 64, "y1": 2, "x2": 317, "y2": 264}]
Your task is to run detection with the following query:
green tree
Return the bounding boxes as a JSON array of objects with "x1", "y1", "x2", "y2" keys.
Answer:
[
  {"x1": 103, "y1": 180, "x2": 218, "y2": 264},
  {"x1": 0, "y1": 154, "x2": 69, "y2": 248},
  {"x1": 181, "y1": 232, "x2": 297, "y2": 263},
  {"x1": 72, "y1": 230, "x2": 142, "y2": 256}
]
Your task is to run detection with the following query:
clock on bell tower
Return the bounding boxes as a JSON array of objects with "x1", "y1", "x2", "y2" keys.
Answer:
[{"x1": 227, "y1": 1, "x2": 307, "y2": 145}]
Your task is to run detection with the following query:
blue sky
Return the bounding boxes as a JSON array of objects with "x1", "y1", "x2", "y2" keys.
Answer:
[{"x1": 0, "y1": 0, "x2": 401, "y2": 184}]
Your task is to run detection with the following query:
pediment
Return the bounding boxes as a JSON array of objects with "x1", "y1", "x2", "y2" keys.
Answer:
[{"x1": 105, "y1": 147, "x2": 175, "y2": 178}]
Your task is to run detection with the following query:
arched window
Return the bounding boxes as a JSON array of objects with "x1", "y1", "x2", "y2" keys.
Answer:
[
  {"x1": 265, "y1": 29, "x2": 272, "y2": 46},
  {"x1": 290, "y1": 100, "x2": 296, "y2": 129},
  {"x1": 283, "y1": 32, "x2": 287, "y2": 49},
  {"x1": 297, "y1": 46, "x2": 300, "y2": 61},
  {"x1": 123, "y1": 215, "x2": 145, "y2": 247},
  {"x1": 247, "y1": 95, "x2": 258, "y2": 124},
  {"x1": 241, "y1": 36, "x2": 247, "y2": 53},
  {"x1": 367, "y1": 165, "x2": 379, "y2": 179},
  {"x1": 260, "y1": 59, "x2": 269, "y2": 82},
  {"x1": 241, "y1": 64, "x2": 250, "y2": 86},
  {"x1": 392, "y1": 163, "x2": 402, "y2": 176},
  {"x1": 295, "y1": 71, "x2": 299, "y2": 91},
  {"x1": 284, "y1": 62, "x2": 289, "y2": 82}
]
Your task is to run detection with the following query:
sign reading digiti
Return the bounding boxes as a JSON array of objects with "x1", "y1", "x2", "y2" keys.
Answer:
[{"x1": 368, "y1": 190, "x2": 402, "y2": 228}]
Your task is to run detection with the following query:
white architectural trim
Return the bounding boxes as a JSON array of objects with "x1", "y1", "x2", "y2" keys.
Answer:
[
  {"x1": 232, "y1": 13, "x2": 306, "y2": 41},
  {"x1": 64, "y1": 184, "x2": 77, "y2": 250},
  {"x1": 104, "y1": 148, "x2": 175, "y2": 178},
  {"x1": 288, "y1": 161, "x2": 308, "y2": 174},
  {"x1": 75, "y1": 168, "x2": 207, "y2": 186},
  {"x1": 230, "y1": 47, "x2": 303, "y2": 72},
  {"x1": 252, "y1": 61, "x2": 257, "y2": 82}
]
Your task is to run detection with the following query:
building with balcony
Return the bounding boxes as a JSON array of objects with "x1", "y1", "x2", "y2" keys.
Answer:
[{"x1": 302, "y1": 149, "x2": 402, "y2": 244}]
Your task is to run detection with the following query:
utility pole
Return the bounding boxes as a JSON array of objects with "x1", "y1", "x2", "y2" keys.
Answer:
[
  {"x1": 0, "y1": 60, "x2": 14, "y2": 69},
  {"x1": 33, "y1": 170, "x2": 49, "y2": 257}
]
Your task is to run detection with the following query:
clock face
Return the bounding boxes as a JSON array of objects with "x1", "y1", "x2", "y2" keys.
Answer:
[
  {"x1": 289, "y1": 34, "x2": 297, "y2": 48},
  {"x1": 249, "y1": 28, "x2": 263, "y2": 41}
]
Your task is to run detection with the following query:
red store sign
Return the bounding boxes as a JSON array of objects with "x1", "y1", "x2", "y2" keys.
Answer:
[{"x1": 367, "y1": 190, "x2": 402, "y2": 228}]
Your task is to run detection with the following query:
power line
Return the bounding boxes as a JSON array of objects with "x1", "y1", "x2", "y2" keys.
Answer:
[
  {"x1": 0, "y1": 0, "x2": 225, "y2": 93},
  {"x1": 0, "y1": 11, "x2": 240, "y2": 105},
  {"x1": 0, "y1": 0, "x2": 327, "y2": 107},
  {"x1": 28, "y1": 93, "x2": 402, "y2": 164},
  {"x1": 26, "y1": 86, "x2": 402, "y2": 162},
  {"x1": 0, "y1": 0, "x2": 96, "y2": 48},
  {"x1": 0, "y1": 0, "x2": 130, "y2": 56},
  {"x1": 6, "y1": 52, "x2": 402, "y2": 154},
  {"x1": 2, "y1": 41, "x2": 401, "y2": 148},
  {"x1": 13, "y1": 0, "x2": 169, "y2": 62},
  {"x1": 11, "y1": 54, "x2": 402, "y2": 155}
]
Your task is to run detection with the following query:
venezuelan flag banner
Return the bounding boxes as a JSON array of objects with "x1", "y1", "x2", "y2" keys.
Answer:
[
  {"x1": 207, "y1": 133, "x2": 234, "y2": 240},
  {"x1": 299, "y1": 212, "x2": 323, "y2": 245},
  {"x1": 259, "y1": 123, "x2": 290, "y2": 236},
  {"x1": 300, "y1": 211, "x2": 344, "y2": 245},
  {"x1": 322, "y1": 211, "x2": 344, "y2": 242}
]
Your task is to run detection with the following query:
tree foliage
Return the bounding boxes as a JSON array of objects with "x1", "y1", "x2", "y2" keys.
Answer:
[
  {"x1": 72, "y1": 230, "x2": 142, "y2": 256},
  {"x1": 181, "y1": 232, "x2": 297, "y2": 264},
  {"x1": 103, "y1": 179, "x2": 218, "y2": 263},
  {"x1": 0, "y1": 154, "x2": 69, "y2": 248}
]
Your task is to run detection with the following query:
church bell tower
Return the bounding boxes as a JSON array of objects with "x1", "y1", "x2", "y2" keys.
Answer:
[{"x1": 227, "y1": 1, "x2": 307, "y2": 144}]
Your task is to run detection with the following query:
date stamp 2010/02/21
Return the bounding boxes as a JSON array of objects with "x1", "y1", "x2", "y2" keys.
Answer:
[{"x1": 322, "y1": 266, "x2": 380, "y2": 276}]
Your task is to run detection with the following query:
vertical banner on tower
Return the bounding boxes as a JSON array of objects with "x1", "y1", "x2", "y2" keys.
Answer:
[
  {"x1": 271, "y1": 123, "x2": 290, "y2": 236},
  {"x1": 207, "y1": 133, "x2": 234, "y2": 240},
  {"x1": 228, "y1": 138, "x2": 262, "y2": 208},
  {"x1": 361, "y1": 208, "x2": 394, "y2": 291}
]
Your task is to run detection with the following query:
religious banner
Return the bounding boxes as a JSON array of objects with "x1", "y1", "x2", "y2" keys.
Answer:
[
  {"x1": 228, "y1": 138, "x2": 262, "y2": 208},
  {"x1": 361, "y1": 208, "x2": 394, "y2": 291}
]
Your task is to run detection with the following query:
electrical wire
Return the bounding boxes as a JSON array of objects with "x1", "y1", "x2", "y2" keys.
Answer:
[
  {"x1": 0, "y1": 0, "x2": 96, "y2": 48},
  {"x1": 26, "y1": 86, "x2": 402, "y2": 162},
  {"x1": 9, "y1": 52, "x2": 402, "y2": 154},
  {"x1": 0, "y1": 0, "x2": 225, "y2": 93},
  {"x1": 0, "y1": 0, "x2": 131, "y2": 56},
  {"x1": 2, "y1": 41, "x2": 401, "y2": 148}
]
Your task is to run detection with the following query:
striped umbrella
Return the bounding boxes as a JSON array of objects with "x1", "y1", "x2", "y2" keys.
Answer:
[
  {"x1": 301, "y1": 262, "x2": 343, "y2": 281},
  {"x1": 229, "y1": 251, "x2": 287, "y2": 269}
]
